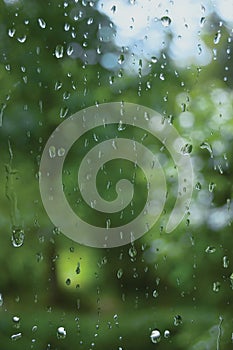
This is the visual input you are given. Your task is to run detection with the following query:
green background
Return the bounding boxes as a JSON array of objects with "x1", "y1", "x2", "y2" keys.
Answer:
[{"x1": 0, "y1": 0, "x2": 233, "y2": 349}]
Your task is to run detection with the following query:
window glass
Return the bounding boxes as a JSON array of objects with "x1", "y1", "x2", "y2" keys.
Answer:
[{"x1": 0, "y1": 0, "x2": 233, "y2": 349}]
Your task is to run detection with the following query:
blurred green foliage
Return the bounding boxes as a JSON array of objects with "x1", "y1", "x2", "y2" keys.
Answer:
[{"x1": 0, "y1": 0, "x2": 233, "y2": 349}]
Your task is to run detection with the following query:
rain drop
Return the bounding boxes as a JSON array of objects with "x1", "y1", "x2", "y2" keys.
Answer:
[
  {"x1": 118, "y1": 54, "x2": 125, "y2": 65},
  {"x1": 38, "y1": 18, "x2": 46, "y2": 29},
  {"x1": 0, "y1": 293, "x2": 3, "y2": 306},
  {"x1": 32, "y1": 325, "x2": 38, "y2": 332},
  {"x1": 66, "y1": 278, "x2": 71, "y2": 286},
  {"x1": 209, "y1": 182, "x2": 216, "y2": 193},
  {"x1": 55, "y1": 44, "x2": 64, "y2": 59},
  {"x1": 151, "y1": 56, "x2": 158, "y2": 64},
  {"x1": 17, "y1": 35, "x2": 27, "y2": 43},
  {"x1": 205, "y1": 246, "x2": 216, "y2": 254},
  {"x1": 213, "y1": 281, "x2": 221, "y2": 292},
  {"x1": 60, "y1": 106, "x2": 69, "y2": 118},
  {"x1": 200, "y1": 142, "x2": 213, "y2": 158},
  {"x1": 181, "y1": 143, "x2": 192, "y2": 155},
  {"x1": 58, "y1": 148, "x2": 65, "y2": 157},
  {"x1": 76, "y1": 262, "x2": 81, "y2": 274},
  {"x1": 11, "y1": 333, "x2": 22, "y2": 341},
  {"x1": 118, "y1": 120, "x2": 126, "y2": 131},
  {"x1": 11, "y1": 227, "x2": 25, "y2": 248},
  {"x1": 223, "y1": 256, "x2": 229, "y2": 268},
  {"x1": 200, "y1": 17, "x2": 206, "y2": 27},
  {"x1": 57, "y1": 326, "x2": 67, "y2": 339},
  {"x1": 174, "y1": 315, "x2": 182, "y2": 326},
  {"x1": 229, "y1": 273, "x2": 233, "y2": 289},
  {"x1": 67, "y1": 45, "x2": 74, "y2": 56},
  {"x1": 150, "y1": 329, "x2": 161, "y2": 344},
  {"x1": 152, "y1": 290, "x2": 159, "y2": 298},
  {"x1": 8, "y1": 28, "x2": 16, "y2": 37},
  {"x1": 109, "y1": 76, "x2": 114, "y2": 85},
  {"x1": 117, "y1": 268, "x2": 123, "y2": 279},
  {"x1": 146, "y1": 81, "x2": 151, "y2": 89},
  {"x1": 214, "y1": 31, "x2": 221, "y2": 45},
  {"x1": 106, "y1": 218, "x2": 111, "y2": 229},
  {"x1": 195, "y1": 182, "x2": 202, "y2": 190},
  {"x1": 49, "y1": 146, "x2": 56, "y2": 158},
  {"x1": 164, "y1": 329, "x2": 170, "y2": 338},
  {"x1": 129, "y1": 246, "x2": 137, "y2": 258},
  {"x1": 55, "y1": 81, "x2": 63, "y2": 91},
  {"x1": 161, "y1": 16, "x2": 171, "y2": 27},
  {"x1": 159, "y1": 73, "x2": 165, "y2": 81},
  {"x1": 111, "y1": 5, "x2": 117, "y2": 13},
  {"x1": 87, "y1": 17, "x2": 94, "y2": 25},
  {"x1": 64, "y1": 23, "x2": 70, "y2": 31}
]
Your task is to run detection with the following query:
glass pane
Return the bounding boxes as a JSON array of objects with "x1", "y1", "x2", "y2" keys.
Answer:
[{"x1": 0, "y1": 0, "x2": 233, "y2": 349}]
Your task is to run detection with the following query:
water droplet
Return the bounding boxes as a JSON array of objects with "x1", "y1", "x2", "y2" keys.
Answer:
[
  {"x1": 200, "y1": 142, "x2": 213, "y2": 158},
  {"x1": 151, "y1": 56, "x2": 158, "y2": 64},
  {"x1": 76, "y1": 262, "x2": 81, "y2": 274},
  {"x1": 55, "y1": 44, "x2": 64, "y2": 59},
  {"x1": 209, "y1": 182, "x2": 216, "y2": 193},
  {"x1": 58, "y1": 148, "x2": 65, "y2": 157},
  {"x1": 64, "y1": 23, "x2": 70, "y2": 31},
  {"x1": 118, "y1": 54, "x2": 124, "y2": 65},
  {"x1": 13, "y1": 316, "x2": 20, "y2": 322},
  {"x1": 32, "y1": 325, "x2": 38, "y2": 332},
  {"x1": 17, "y1": 35, "x2": 27, "y2": 43},
  {"x1": 11, "y1": 227, "x2": 25, "y2": 247},
  {"x1": 181, "y1": 143, "x2": 192, "y2": 155},
  {"x1": 214, "y1": 31, "x2": 221, "y2": 45},
  {"x1": 150, "y1": 329, "x2": 161, "y2": 343},
  {"x1": 8, "y1": 28, "x2": 16, "y2": 37},
  {"x1": 174, "y1": 315, "x2": 182, "y2": 326},
  {"x1": 111, "y1": 5, "x2": 117, "y2": 13},
  {"x1": 129, "y1": 246, "x2": 137, "y2": 258},
  {"x1": 67, "y1": 45, "x2": 74, "y2": 56},
  {"x1": 57, "y1": 326, "x2": 67, "y2": 339},
  {"x1": 223, "y1": 256, "x2": 229, "y2": 268},
  {"x1": 106, "y1": 218, "x2": 111, "y2": 229},
  {"x1": 11, "y1": 333, "x2": 22, "y2": 341},
  {"x1": 66, "y1": 278, "x2": 71, "y2": 286},
  {"x1": 117, "y1": 268, "x2": 123, "y2": 279},
  {"x1": 0, "y1": 293, "x2": 3, "y2": 306},
  {"x1": 38, "y1": 18, "x2": 46, "y2": 29},
  {"x1": 55, "y1": 81, "x2": 63, "y2": 91},
  {"x1": 53, "y1": 226, "x2": 61, "y2": 235},
  {"x1": 49, "y1": 146, "x2": 56, "y2": 158},
  {"x1": 229, "y1": 273, "x2": 233, "y2": 289},
  {"x1": 109, "y1": 76, "x2": 114, "y2": 85},
  {"x1": 87, "y1": 17, "x2": 93, "y2": 25},
  {"x1": 213, "y1": 281, "x2": 221, "y2": 292},
  {"x1": 205, "y1": 246, "x2": 216, "y2": 254},
  {"x1": 60, "y1": 106, "x2": 69, "y2": 118},
  {"x1": 161, "y1": 16, "x2": 171, "y2": 27},
  {"x1": 117, "y1": 120, "x2": 125, "y2": 131},
  {"x1": 159, "y1": 73, "x2": 165, "y2": 81},
  {"x1": 146, "y1": 81, "x2": 151, "y2": 89},
  {"x1": 152, "y1": 290, "x2": 159, "y2": 298},
  {"x1": 164, "y1": 329, "x2": 170, "y2": 338},
  {"x1": 195, "y1": 182, "x2": 202, "y2": 190},
  {"x1": 200, "y1": 17, "x2": 206, "y2": 27}
]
